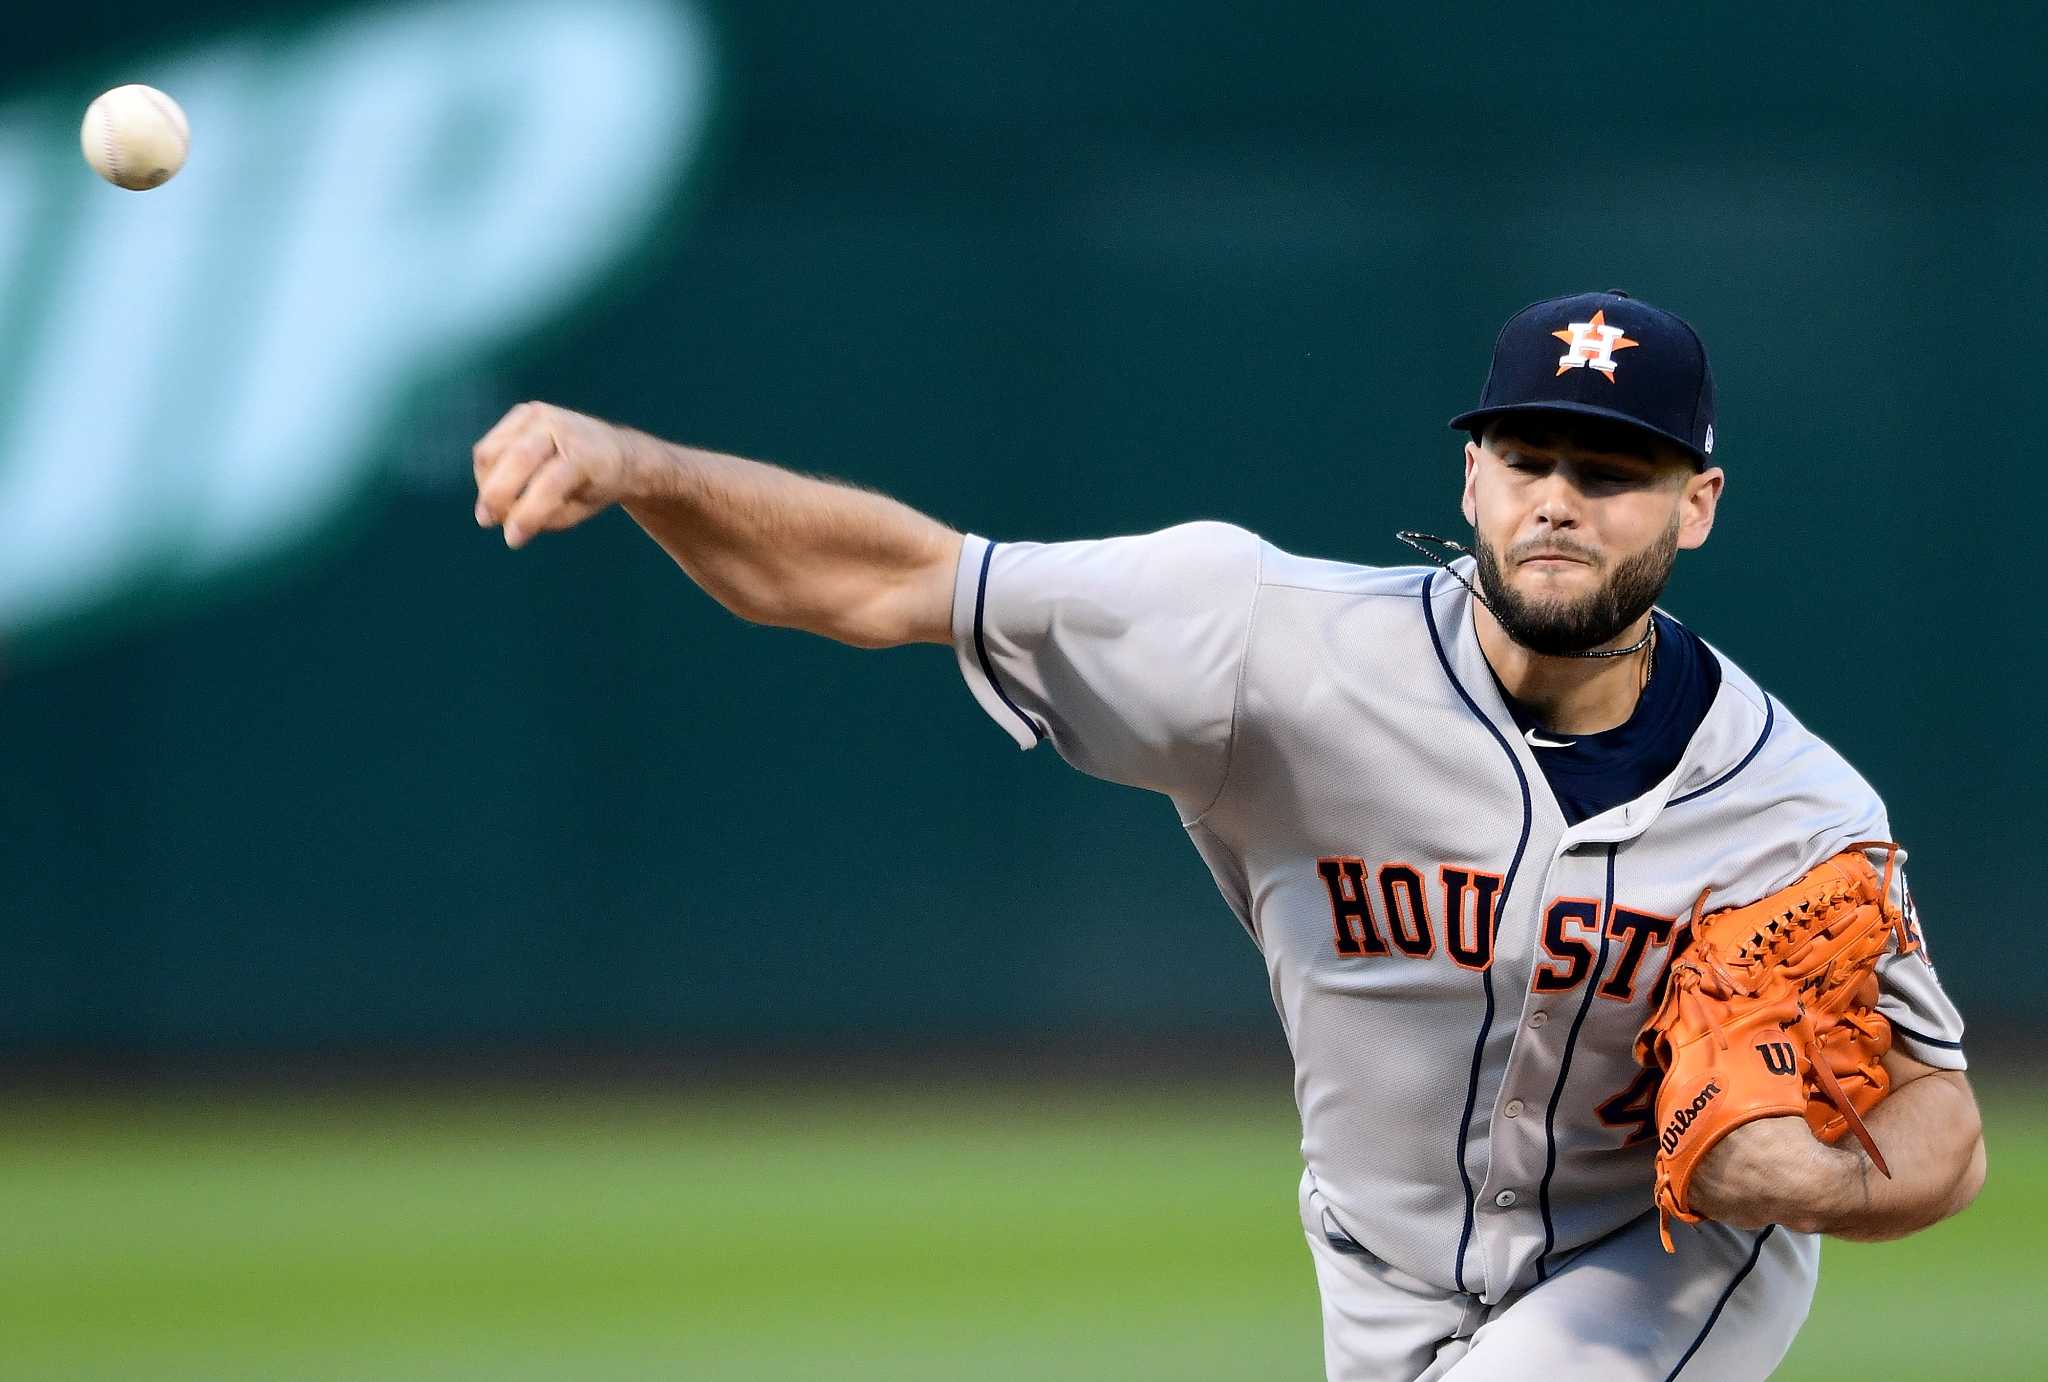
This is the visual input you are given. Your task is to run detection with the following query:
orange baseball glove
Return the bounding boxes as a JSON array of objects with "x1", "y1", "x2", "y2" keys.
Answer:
[{"x1": 1633, "y1": 843, "x2": 1914, "y2": 1250}]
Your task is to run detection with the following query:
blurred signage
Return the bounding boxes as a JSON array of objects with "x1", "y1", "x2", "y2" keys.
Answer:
[{"x1": 0, "y1": 0, "x2": 716, "y2": 658}]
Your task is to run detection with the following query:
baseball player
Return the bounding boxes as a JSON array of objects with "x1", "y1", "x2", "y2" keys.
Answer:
[{"x1": 471, "y1": 289, "x2": 1985, "y2": 1380}]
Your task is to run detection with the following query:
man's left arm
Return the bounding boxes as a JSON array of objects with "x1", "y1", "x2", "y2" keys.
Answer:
[{"x1": 1689, "y1": 1048, "x2": 1987, "y2": 1240}]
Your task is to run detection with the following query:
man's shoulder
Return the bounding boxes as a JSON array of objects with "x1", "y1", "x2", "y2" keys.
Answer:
[
  {"x1": 1094, "y1": 524, "x2": 1437, "y2": 613},
  {"x1": 1251, "y1": 540, "x2": 1435, "y2": 602},
  {"x1": 1687, "y1": 637, "x2": 1888, "y2": 826}
]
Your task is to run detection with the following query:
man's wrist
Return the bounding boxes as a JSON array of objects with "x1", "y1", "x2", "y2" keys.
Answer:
[
  {"x1": 612, "y1": 426, "x2": 675, "y2": 505},
  {"x1": 1784, "y1": 1138, "x2": 1866, "y2": 1233}
]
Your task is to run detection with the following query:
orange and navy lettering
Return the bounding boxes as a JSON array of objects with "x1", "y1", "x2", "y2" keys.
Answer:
[
  {"x1": 1440, "y1": 865, "x2": 1505, "y2": 972},
  {"x1": 1315, "y1": 856, "x2": 1388, "y2": 957},
  {"x1": 1596, "y1": 907, "x2": 1678, "y2": 1003},
  {"x1": 1534, "y1": 897, "x2": 1602, "y2": 993},
  {"x1": 1377, "y1": 863, "x2": 1435, "y2": 959},
  {"x1": 1316, "y1": 859, "x2": 1685, "y2": 1001}
]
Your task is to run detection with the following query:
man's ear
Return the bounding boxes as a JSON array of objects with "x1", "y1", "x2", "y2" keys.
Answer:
[
  {"x1": 1461, "y1": 441, "x2": 1481, "y2": 527},
  {"x1": 1676, "y1": 466, "x2": 1725, "y2": 551}
]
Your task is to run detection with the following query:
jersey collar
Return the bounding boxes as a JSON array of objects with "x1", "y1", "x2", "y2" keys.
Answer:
[{"x1": 1431, "y1": 560, "x2": 1774, "y2": 846}]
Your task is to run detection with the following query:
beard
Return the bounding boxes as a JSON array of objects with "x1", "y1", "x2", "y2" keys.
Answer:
[{"x1": 1472, "y1": 516, "x2": 1679, "y2": 656}]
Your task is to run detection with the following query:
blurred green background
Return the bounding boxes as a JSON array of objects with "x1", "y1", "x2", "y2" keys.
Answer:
[
  {"x1": 0, "y1": 1078, "x2": 2035, "y2": 1379},
  {"x1": 0, "y1": 2, "x2": 2037, "y2": 1377}
]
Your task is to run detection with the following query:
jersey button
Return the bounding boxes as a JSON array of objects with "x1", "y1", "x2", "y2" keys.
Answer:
[
  {"x1": 1494, "y1": 1190, "x2": 1518, "y2": 1208},
  {"x1": 1503, "y1": 1099, "x2": 1525, "y2": 1119},
  {"x1": 1528, "y1": 1012, "x2": 1550, "y2": 1029}
]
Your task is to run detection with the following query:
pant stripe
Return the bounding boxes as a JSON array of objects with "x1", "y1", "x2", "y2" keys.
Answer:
[{"x1": 1663, "y1": 1226, "x2": 1776, "y2": 1381}]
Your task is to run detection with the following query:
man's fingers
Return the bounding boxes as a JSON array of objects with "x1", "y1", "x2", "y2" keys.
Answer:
[
  {"x1": 472, "y1": 401, "x2": 541, "y2": 486},
  {"x1": 473, "y1": 401, "x2": 619, "y2": 546},
  {"x1": 502, "y1": 456, "x2": 589, "y2": 548},
  {"x1": 476, "y1": 429, "x2": 559, "y2": 527},
  {"x1": 518, "y1": 497, "x2": 608, "y2": 547},
  {"x1": 505, "y1": 496, "x2": 605, "y2": 549}
]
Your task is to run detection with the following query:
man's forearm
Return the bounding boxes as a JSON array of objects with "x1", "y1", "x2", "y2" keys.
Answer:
[
  {"x1": 1809, "y1": 1069, "x2": 1985, "y2": 1242},
  {"x1": 616, "y1": 432, "x2": 962, "y2": 647},
  {"x1": 475, "y1": 403, "x2": 963, "y2": 646}
]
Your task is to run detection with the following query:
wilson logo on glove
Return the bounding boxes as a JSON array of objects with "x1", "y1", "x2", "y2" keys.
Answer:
[
  {"x1": 1757, "y1": 1041, "x2": 1798, "y2": 1076},
  {"x1": 1658, "y1": 1081, "x2": 1723, "y2": 1155},
  {"x1": 1633, "y1": 843, "x2": 1912, "y2": 1251}
]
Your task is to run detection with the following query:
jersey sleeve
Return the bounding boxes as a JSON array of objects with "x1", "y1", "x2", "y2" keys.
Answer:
[
  {"x1": 950, "y1": 521, "x2": 1262, "y2": 809},
  {"x1": 1875, "y1": 865, "x2": 1968, "y2": 1070}
]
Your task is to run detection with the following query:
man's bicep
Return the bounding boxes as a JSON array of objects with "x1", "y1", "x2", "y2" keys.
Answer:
[
  {"x1": 1881, "y1": 1046, "x2": 1959, "y2": 1088},
  {"x1": 949, "y1": 522, "x2": 1263, "y2": 802}
]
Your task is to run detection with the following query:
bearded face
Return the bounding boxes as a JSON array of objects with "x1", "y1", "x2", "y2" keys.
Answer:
[{"x1": 1470, "y1": 513, "x2": 1679, "y2": 655}]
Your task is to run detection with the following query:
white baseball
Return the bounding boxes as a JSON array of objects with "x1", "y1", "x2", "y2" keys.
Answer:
[{"x1": 81, "y1": 85, "x2": 190, "y2": 191}]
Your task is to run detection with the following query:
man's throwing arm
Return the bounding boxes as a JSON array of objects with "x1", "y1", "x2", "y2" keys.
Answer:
[{"x1": 472, "y1": 401, "x2": 962, "y2": 649}]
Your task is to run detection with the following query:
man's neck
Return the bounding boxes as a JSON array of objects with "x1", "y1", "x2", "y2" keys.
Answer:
[{"x1": 1474, "y1": 604, "x2": 1655, "y2": 736}]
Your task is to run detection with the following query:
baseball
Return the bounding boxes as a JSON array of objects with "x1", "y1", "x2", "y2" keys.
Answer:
[{"x1": 80, "y1": 85, "x2": 189, "y2": 191}]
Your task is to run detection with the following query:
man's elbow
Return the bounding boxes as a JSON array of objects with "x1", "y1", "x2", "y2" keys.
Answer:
[
  {"x1": 1947, "y1": 1133, "x2": 1988, "y2": 1220},
  {"x1": 820, "y1": 547, "x2": 961, "y2": 649},
  {"x1": 1940, "y1": 1072, "x2": 1988, "y2": 1223},
  {"x1": 737, "y1": 538, "x2": 960, "y2": 649},
  {"x1": 776, "y1": 584, "x2": 946, "y2": 650}
]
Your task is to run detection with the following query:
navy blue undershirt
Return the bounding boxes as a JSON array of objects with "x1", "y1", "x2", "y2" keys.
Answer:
[{"x1": 1490, "y1": 610, "x2": 1722, "y2": 826}]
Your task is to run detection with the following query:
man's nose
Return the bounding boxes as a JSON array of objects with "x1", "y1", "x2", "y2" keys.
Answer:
[{"x1": 1530, "y1": 478, "x2": 1581, "y2": 529}]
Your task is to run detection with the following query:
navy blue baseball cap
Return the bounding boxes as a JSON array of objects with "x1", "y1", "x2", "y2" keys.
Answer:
[{"x1": 1449, "y1": 290, "x2": 1717, "y2": 468}]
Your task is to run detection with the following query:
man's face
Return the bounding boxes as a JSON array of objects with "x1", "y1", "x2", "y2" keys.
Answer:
[{"x1": 1460, "y1": 419, "x2": 1724, "y2": 656}]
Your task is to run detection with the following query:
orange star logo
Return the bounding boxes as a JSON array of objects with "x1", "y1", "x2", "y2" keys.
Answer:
[{"x1": 1552, "y1": 310, "x2": 1639, "y2": 381}]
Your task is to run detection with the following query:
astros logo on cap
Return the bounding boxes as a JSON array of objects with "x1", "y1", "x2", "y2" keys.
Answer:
[{"x1": 1552, "y1": 310, "x2": 1639, "y2": 381}]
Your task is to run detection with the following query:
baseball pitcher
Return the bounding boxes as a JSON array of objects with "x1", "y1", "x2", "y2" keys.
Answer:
[{"x1": 471, "y1": 289, "x2": 1984, "y2": 1380}]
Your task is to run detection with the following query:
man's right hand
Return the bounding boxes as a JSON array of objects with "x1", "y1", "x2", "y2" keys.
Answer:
[{"x1": 473, "y1": 401, "x2": 638, "y2": 549}]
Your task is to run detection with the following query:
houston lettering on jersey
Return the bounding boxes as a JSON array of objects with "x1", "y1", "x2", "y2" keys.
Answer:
[{"x1": 1314, "y1": 856, "x2": 1683, "y2": 1004}]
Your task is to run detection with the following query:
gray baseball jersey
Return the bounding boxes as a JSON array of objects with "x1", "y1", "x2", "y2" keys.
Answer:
[{"x1": 949, "y1": 522, "x2": 1965, "y2": 1313}]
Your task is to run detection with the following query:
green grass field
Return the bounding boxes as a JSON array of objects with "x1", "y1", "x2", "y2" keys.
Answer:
[{"x1": 0, "y1": 1080, "x2": 2032, "y2": 1380}]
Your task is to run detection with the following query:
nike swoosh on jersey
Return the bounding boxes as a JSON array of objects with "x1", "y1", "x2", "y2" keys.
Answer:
[{"x1": 1525, "y1": 727, "x2": 1578, "y2": 749}]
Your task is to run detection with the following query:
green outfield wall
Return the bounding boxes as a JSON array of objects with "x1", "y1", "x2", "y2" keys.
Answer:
[{"x1": 2, "y1": 2, "x2": 2038, "y2": 1048}]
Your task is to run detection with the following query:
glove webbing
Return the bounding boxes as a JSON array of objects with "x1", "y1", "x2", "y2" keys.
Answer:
[{"x1": 1677, "y1": 841, "x2": 1908, "y2": 1180}]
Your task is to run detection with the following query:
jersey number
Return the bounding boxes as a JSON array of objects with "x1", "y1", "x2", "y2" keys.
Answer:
[{"x1": 1595, "y1": 1068, "x2": 1660, "y2": 1148}]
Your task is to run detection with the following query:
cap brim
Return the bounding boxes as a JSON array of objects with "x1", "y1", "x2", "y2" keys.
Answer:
[{"x1": 1447, "y1": 401, "x2": 1708, "y2": 468}]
